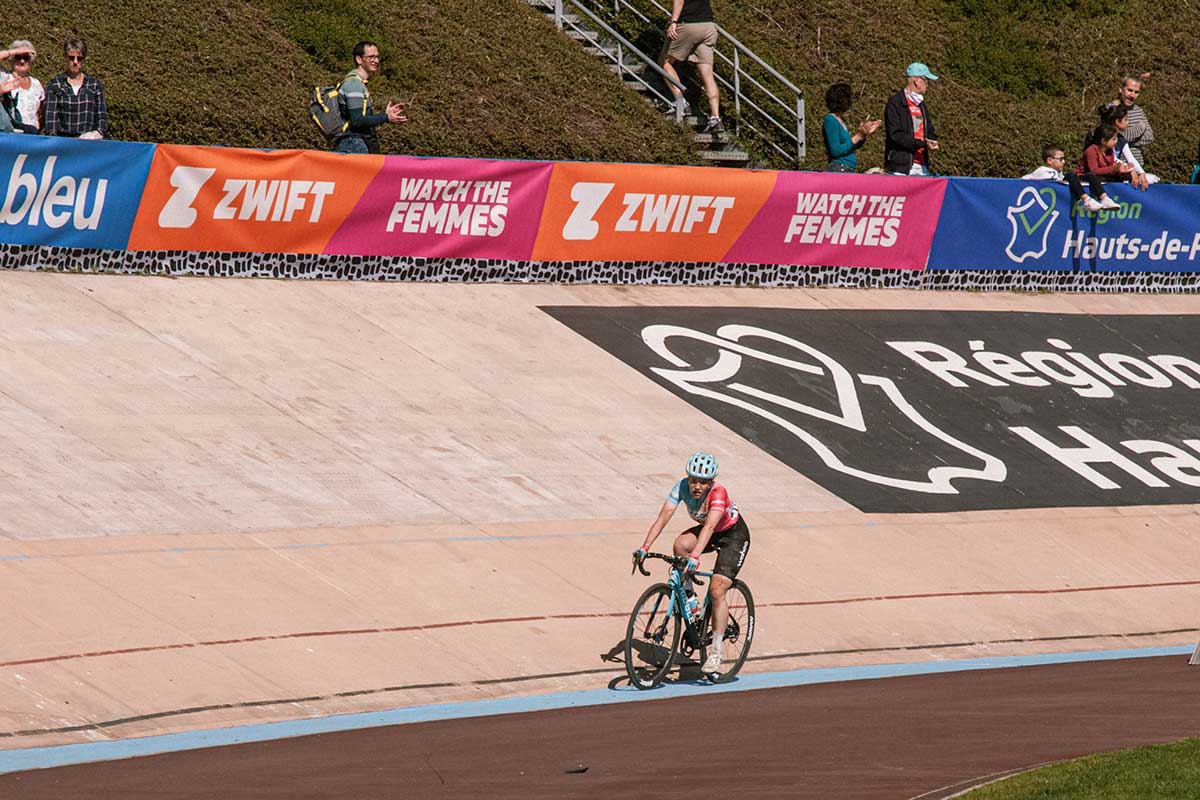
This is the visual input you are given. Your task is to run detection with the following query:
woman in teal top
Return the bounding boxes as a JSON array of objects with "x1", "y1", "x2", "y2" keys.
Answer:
[{"x1": 822, "y1": 83, "x2": 881, "y2": 172}]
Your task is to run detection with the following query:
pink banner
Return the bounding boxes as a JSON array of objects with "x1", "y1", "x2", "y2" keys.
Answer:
[
  {"x1": 324, "y1": 157, "x2": 553, "y2": 259},
  {"x1": 723, "y1": 172, "x2": 947, "y2": 270}
]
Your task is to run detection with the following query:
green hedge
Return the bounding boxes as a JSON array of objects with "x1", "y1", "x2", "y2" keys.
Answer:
[
  {"x1": 4, "y1": 0, "x2": 1197, "y2": 180},
  {"x1": 4, "y1": 0, "x2": 697, "y2": 164}
]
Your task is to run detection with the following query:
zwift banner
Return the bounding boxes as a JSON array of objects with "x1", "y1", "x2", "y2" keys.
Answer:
[{"x1": 929, "y1": 177, "x2": 1200, "y2": 272}]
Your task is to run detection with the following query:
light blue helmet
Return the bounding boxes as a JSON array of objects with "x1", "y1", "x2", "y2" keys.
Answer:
[{"x1": 686, "y1": 452, "x2": 718, "y2": 480}]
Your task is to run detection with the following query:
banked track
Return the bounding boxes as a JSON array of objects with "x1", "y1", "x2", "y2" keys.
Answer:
[{"x1": 0, "y1": 271, "x2": 1197, "y2": 793}]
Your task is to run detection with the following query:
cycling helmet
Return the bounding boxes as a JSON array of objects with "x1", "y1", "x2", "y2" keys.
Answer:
[{"x1": 686, "y1": 452, "x2": 718, "y2": 480}]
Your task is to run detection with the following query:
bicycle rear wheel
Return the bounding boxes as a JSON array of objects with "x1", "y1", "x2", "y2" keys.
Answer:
[
  {"x1": 699, "y1": 579, "x2": 755, "y2": 684},
  {"x1": 624, "y1": 583, "x2": 681, "y2": 689}
]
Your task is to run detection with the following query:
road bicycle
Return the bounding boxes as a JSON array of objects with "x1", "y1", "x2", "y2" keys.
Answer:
[{"x1": 624, "y1": 551, "x2": 755, "y2": 689}]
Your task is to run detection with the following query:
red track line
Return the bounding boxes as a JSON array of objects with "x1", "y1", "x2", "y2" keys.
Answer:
[{"x1": 2, "y1": 579, "x2": 1195, "y2": 669}]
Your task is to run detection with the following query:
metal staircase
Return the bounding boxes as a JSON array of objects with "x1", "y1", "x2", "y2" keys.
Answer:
[{"x1": 526, "y1": 0, "x2": 806, "y2": 168}]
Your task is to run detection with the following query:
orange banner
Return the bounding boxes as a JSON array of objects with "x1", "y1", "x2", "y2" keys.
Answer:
[
  {"x1": 128, "y1": 145, "x2": 382, "y2": 253},
  {"x1": 531, "y1": 162, "x2": 776, "y2": 262}
]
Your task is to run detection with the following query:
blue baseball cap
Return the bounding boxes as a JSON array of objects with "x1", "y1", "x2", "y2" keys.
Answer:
[{"x1": 905, "y1": 62, "x2": 938, "y2": 80}]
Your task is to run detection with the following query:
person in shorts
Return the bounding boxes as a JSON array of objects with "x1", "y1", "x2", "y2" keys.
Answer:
[
  {"x1": 660, "y1": 0, "x2": 722, "y2": 134},
  {"x1": 633, "y1": 452, "x2": 750, "y2": 675}
]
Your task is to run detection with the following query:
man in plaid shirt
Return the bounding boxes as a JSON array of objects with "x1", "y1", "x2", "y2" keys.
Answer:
[{"x1": 45, "y1": 38, "x2": 107, "y2": 139}]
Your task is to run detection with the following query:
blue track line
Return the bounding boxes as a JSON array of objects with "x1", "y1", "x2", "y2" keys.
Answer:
[{"x1": 0, "y1": 644, "x2": 1190, "y2": 775}]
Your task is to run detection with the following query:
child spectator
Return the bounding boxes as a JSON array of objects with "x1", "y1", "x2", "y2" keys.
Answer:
[
  {"x1": 1022, "y1": 145, "x2": 1067, "y2": 180},
  {"x1": 1099, "y1": 103, "x2": 1156, "y2": 189},
  {"x1": 1069, "y1": 124, "x2": 1128, "y2": 213},
  {"x1": 821, "y1": 83, "x2": 881, "y2": 173}
]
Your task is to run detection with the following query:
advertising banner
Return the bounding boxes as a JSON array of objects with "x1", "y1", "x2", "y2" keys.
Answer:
[
  {"x1": 0, "y1": 135, "x2": 154, "y2": 249},
  {"x1": 547, "y1": 306, "x2": 1200, "y2": 513},
  {"x1": 325, "y1": 156, "x2": 553, "y2": 259},
  {"x1": 929, "y1": 178, "x2": 1200, "y2": 272},
  {"x1": 723, "y1": 172, "x2": 947, "y2": 269},
  {"x1": 531, "y1": 161, "x2": 776, "y2": 263},
  {"x1": 128, "y1": 145, "x2": 383, "y2": 253}
]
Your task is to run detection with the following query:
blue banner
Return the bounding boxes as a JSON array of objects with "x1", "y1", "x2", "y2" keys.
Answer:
[
  {"x1": 928, "y1": 177, "x2": 1200, "y2": 272},
  {"x1": 0, "y1": 135, "x2": 154, "y2": 249}
]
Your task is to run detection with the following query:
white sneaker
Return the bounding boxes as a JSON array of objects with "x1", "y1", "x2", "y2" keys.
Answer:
[
  {"x1": 702, "y1": 651, "x2": 723, "y2": 674},
  {"x1": 1099, "y1": 196, "x2": 1121, "y2": 210},
  {"x1": 1081, "y1": 196, "x2": 1103, "y2": 213}
]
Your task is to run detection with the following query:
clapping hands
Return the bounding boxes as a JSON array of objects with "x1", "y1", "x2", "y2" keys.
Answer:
[{"x1": 386, "y1": 99, "x2": 409, "y2": 125}]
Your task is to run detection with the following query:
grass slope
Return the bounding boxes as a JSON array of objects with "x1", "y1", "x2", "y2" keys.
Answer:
[
  {"x1": 716, "y1": 0, "x2": 1200, "y2": 181},
  {"x1": 5, "y1": 1, "x2": 1197, "y2": 179},
  {"x1": 4, "y1": 0, "x2": 697, "y2": 164}
]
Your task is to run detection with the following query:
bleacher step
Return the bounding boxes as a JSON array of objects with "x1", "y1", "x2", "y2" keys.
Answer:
[{"x1": 698, "y1": 149, "x2": 751, "y2": 162}]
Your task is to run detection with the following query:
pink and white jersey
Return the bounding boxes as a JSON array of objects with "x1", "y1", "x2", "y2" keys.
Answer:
[{"x1": 667, "y1": 479, "x2": 739, "y2": 533}]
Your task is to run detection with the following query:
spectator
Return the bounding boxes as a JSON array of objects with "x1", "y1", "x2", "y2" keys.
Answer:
[
  {"x1": 332, "y1": 41, "x2": 408, "y2": 155},
  {"x1": 4, "y1": 40, "x2": 44, "y2": 134},
  {"x1": 1113, "y1": 74, "x2": 1153, "y2": 167},
  {"x1": 885, "y1": 63, "x2": 939, "y2": 176},
  {"x1": 660, "y1": 0, "x2": 722, "y2": 134},
  {"x1": 0, "y1": 41, "x2": 34, "y2": 133},
  {"x1": 44, "y1": 38, "x2": 107, "y2": 139},
  {"x1": 821, "y1": 83, "x2": 881, "y2": 173},
  {"x1": 1099, "y1": 103, "x2": 1156, "y2": 189},
  {"x1": 1192, "y1": 141, "x2": 1199, "y2": 185},
  {"x1": 1022, "y1": 145, "x2": 1067, "y2": 181},
  {"x1": 1069, "y1": 124, "x2": 1128, "y2": 213}
]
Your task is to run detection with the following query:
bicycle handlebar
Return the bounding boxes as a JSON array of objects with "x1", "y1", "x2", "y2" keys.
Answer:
[{"x1": 632, "y1": 551, "x2": 706, "y2": 584}]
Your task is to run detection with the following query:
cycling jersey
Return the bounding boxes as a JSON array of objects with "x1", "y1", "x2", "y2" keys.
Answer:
[{"x1": 667, "y1": 478, "x2": 739, "y2": 533}]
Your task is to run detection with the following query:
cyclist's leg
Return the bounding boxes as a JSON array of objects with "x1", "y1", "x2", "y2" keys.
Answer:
[
  {"x1": 702, "y1": 519, "x2": 750, "y2": 671},
  {"x1": 672, "y1": 524, "x2": 702, "y2": 558},
  {"x1": 708, "y1": 573, "x2": 733, "y2": 642}
]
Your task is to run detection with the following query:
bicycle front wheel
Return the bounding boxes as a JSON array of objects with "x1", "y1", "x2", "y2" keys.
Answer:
[
  {"x1": 700, "y1": 579, "x2": 755, "y2": 684},
  {"x1": 624, "y1": 583, "x2": 681, "y2": 689}
]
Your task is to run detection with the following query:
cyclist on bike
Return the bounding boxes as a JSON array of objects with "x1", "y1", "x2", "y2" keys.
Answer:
[{"x1": 633, "y1": 452, "x2": 750, "y2": 675}]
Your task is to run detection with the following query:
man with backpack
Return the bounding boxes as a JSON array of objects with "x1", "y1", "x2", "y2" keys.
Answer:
[{"x1": 332, "y1": 41, "x2": 408, "y2": 154}]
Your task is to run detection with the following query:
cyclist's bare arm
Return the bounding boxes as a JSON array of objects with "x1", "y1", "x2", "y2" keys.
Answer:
[
  {"x1": 688, "y1": 514, "x2": 721, "y2": 559},
  {"x1": 640, "y1": 500, "x2": 677, "y2": 551}
]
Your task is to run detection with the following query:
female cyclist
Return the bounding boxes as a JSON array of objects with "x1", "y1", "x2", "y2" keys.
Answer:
[{"x1": 633, "y1": 452, "x2": 751, "y2": 675}]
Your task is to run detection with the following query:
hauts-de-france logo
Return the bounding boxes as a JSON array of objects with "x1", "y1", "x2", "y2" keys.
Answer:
[{"x1": 1005, "y1": 186, "x2": 1059, "y2": 263}]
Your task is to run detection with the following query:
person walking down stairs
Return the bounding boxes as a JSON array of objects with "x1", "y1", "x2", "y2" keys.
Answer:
[{"x1": 660, "y1": 0, "x2": 723, "y2": 134}]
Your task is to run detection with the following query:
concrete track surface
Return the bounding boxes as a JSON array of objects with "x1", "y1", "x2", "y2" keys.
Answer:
[{"x1": 1, "y1": 271, "x2": 1198, "y2": 794}]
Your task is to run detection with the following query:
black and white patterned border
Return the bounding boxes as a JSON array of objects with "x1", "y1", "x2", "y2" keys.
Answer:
[{"x1": 2, "y1": 245, "x2": 1199, "y2": 292}]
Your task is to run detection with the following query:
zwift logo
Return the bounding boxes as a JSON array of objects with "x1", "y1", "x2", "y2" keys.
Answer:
[{"x1": 0, "y1": 154, "x2": 107, "y2": 230}]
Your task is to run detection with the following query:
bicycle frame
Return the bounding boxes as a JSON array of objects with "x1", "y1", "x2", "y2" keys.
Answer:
[{"x1": 664, "y1": 564, "x2": 712, "y2": 647}]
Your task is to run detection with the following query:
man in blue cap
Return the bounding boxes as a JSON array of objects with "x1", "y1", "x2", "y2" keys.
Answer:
[{"x1": 884, "y1": 62, "x2": 940, "y2": 175}]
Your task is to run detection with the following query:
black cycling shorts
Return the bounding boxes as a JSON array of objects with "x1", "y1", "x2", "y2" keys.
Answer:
[{"x1": 684, "y1": 515, "x2": 750, "y2": 580}]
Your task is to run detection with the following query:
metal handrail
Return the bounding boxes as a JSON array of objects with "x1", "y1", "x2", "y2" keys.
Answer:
[
  {"x1": 552, "y1": 0, "x2": 688, "y2": 122},
  {"x1": 603, "y1": 0, "x2": 806, "y2": 163}
]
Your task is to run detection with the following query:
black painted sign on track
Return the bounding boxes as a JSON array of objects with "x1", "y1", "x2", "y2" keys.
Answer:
[{"x1": 544, "y1": 307, "x2": 1200, "y2": 513}]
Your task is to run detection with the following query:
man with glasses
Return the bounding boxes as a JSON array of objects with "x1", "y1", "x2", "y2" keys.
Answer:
[
  {"x1": 45, "y1": 38, "x2": 107, "y2": 139},
  {"x1": 884, "y1": 62, "x2": 940, "y2": 176},
  {"x1": 332, "y1": 41, "x2": 408, "y2": 154}
]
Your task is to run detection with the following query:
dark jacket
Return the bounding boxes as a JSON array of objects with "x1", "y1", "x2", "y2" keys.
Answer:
[{"x1": 884, "y1": 90, "x2": 936, "y2": 174}]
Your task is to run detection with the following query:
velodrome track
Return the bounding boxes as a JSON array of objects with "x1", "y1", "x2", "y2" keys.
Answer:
[{"x1": 0, "y1": 270, "x2": 1198, "y2": 795}]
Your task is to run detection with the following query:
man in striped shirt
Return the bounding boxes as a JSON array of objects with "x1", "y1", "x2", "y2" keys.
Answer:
[{"x1": 1114, "y1": 74, "x2": 1154, "y2": 168}]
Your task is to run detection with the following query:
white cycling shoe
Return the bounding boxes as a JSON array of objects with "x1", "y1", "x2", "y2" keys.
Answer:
[{"x1": 702, "y1": 652, "x2": 723, "y2": 674}]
